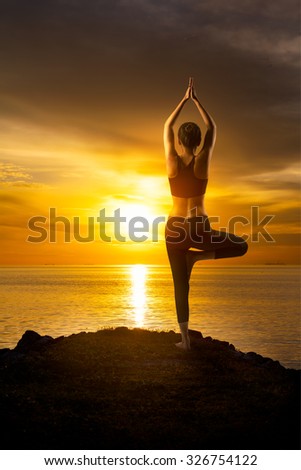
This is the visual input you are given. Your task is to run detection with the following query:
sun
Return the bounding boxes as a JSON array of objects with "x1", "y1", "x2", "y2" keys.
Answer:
[{"x1": 119, "y1": 203, "x2": 154, "y2": 222}]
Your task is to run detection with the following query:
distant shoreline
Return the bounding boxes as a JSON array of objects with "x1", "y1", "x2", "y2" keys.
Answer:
[{"x1": 0, "y1": 263, "x2": 299, "y2": 268}]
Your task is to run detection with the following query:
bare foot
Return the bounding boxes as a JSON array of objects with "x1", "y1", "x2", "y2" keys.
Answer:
[{"x1": 175, "y1": 341, "x2": 191, "y2": 351}]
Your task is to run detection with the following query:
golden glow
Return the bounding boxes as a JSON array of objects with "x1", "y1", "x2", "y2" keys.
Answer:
[
  {"x1": 0, "y1": 111, "x2": 299, "y2": 265},
  {"x1": 118, "y1": 203, "x2": 154, "y2": 223},
  {"x1": 130, "y1": 264, "x2": 147, "y2": 326},
  {"x1": 0, "y1": 0, "x2": 299, "y2": 267}
]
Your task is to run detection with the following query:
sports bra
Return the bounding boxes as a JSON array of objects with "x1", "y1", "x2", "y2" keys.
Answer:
[{"x1": 168, "y1": 155, "x2": 208, "y2": 198}]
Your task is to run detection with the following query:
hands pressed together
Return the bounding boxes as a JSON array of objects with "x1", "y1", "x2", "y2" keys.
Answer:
[
  {"x1": 183, "y1": 76, "x2": 198, "y2": 101},
  {"x1": 163, "y1": 76, "x2": 216, "y2": 137}
]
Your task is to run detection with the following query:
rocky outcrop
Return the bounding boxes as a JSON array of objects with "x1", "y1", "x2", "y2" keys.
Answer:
[
  {"x1": 0, "y1": 327, "x2": 299, "y2": 450},
  {"x1": 14, "y1": 330, "x2": 56, "y2": 353}
]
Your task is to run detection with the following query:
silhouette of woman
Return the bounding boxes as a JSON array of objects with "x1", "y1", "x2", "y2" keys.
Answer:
[{"x1": 164, "y1": 78, "x2": 248, "y2": 350}]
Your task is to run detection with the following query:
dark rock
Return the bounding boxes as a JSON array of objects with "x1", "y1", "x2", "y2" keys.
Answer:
[
  {"x1": 14, "y1": 330, "x2": 55, "y2": 353},
  {"x1": 244, "y1": 351, "x2": 285, "y2": 370},
  {"x1": 204, "y1": 336, "x2": 213, "y2": 342},
  {"x1": 0, "y1": 348, "x2": 11, "y2": 356},
  {"x1": 245, "y1": 351, "x2": 265, "y2": 363},
  {"x1": 115, "y1": 326, "x2": 130, "y2": 333},
  {"x1": 213, "y1": 339, "x2": 230, "y2": 349},
  {"x1": 189, "y1": 329, "x2": 203, "y2": 339},
  {"x1": 233, "y1": 350, "x2": 244, "y2": 358},
  {"x1": 0, "y1": 327, "x2": 299, "y2": 450},
  {"x1": 262, "y1": 359, "x2": 284, "y2": 371}
]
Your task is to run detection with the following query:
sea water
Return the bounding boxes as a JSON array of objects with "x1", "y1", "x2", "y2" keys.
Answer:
[{"x1": 0, "y1": 265, "x2": 300, "y2": 369}]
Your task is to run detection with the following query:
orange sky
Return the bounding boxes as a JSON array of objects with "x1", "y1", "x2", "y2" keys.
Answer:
[{"x1": 0, "y1": 0, "x2": 300, "y2": 265}]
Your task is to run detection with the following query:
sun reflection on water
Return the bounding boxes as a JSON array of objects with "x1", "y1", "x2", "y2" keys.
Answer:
[{"x1": 130, "y1": 264, "x2": 147, "y2": 327}]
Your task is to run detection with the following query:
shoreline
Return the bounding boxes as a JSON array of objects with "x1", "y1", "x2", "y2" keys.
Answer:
[
  {"x1": 0, "y1": 327, "x2": 300, "y2": 450},
  {"x1": 1, "y1": 323, "x2": 300, "y2": 370}
]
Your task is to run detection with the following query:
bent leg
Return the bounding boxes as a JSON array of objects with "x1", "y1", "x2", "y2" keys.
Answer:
[
  {"x1": 187, "y1": 218, "x2": 248, "y2": 260},
  {"x1": 187, "y1": 219, "x2": 248, "y2": 272},
  {"x1": 209, "y1": 230, "x2": 248, "y2": 259}
]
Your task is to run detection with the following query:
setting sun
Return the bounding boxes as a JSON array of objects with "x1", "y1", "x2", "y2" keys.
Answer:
[{"x1": 118, "y1": 203, "x2": 154, "y2": 223}]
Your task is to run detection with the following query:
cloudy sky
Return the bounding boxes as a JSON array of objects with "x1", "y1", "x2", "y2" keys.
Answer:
[{"x1": 0, "y1": 0, "x2": 299, "y2": 264}]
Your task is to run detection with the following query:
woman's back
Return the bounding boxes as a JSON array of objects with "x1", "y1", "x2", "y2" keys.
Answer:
[{"x1": 168, "y1": 154, "x2": 209, "y2": 217}]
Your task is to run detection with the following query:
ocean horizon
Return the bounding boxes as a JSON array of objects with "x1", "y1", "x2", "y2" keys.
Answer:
[{"x1": 0, "y1": 264, "x2": 300, "y2": 369}]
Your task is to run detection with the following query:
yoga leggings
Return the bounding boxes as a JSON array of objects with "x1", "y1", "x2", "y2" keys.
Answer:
[{"x1": 165, "y1": 216, "x2": 248, "y2": 323}]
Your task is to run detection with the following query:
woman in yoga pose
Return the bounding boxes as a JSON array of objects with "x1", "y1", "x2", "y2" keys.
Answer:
[{"x1": 164, "y1": 78, "x2": 248, "y2": 350}]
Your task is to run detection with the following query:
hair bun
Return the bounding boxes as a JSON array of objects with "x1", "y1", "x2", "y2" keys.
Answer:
[{"x1": 178, "y1": 122, "x2": 201, "y2": 148}]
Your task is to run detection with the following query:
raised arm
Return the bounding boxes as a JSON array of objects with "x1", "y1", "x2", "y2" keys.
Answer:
[
  {"x1": 191, "y1": 85, "x2": 216, "y2": 155},
  {"x1": 163, "y1": 83, "x2": 191, "y2": 177}
]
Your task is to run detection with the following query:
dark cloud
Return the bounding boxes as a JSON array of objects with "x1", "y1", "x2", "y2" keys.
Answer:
[
  {"x1": 0, "y1": 0, "x2": 299, "y2": 176},
  {"x1": 272, "y1": 207, "x2": 301, "y2": 225},
  {"x1": 242, "y1": 180, "x2": 300, "y2": 192}
]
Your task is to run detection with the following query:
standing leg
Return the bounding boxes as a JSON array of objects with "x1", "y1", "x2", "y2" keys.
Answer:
[
  {"x1": 166, "y1": 244, "x2": 191, "y2": 350},
  {"x1": 186, "y1": 249, "x2": 215, "y2": 279},
  {"x1": 178, "y1": 321, "x2": 190, "y2": 350}
]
